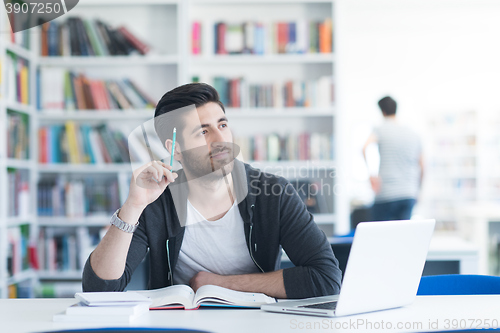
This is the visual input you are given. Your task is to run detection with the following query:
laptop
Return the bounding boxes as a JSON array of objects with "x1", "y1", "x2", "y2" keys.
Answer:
[{"x1": 261, "y1": 219, "x2": 435, "y2": 317}]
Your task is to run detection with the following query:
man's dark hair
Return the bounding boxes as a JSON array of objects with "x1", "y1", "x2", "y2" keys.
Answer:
[
  {"x1": 154, "y1": 83, "x2": 225, "y2": 146},
  {"x1": 378, "y1": 96, "x2": 397, "y2": 116}
]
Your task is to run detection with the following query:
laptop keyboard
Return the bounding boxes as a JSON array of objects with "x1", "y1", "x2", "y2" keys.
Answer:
[{"x1": 298, "y1": 301, "x2": 338, "y2": 310}]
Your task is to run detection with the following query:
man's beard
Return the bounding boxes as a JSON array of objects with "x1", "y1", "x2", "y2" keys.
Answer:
[{"x1": 181, "y1": 143, "x2": 239, "y2": 182}]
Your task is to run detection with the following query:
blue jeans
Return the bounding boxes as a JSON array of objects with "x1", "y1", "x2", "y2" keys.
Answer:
[{"x1": 371, "y1": 198, "x2": 416, "y2": 221}]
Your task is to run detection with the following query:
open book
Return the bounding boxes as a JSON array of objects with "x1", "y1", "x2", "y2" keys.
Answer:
[{"x1": 132, "y1": 284, "x2": 277, "y2": 310}]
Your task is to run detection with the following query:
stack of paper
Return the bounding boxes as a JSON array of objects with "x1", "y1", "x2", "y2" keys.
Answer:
[{"x1": 53, "y1": 292, "x2": 152, "y2": 323}]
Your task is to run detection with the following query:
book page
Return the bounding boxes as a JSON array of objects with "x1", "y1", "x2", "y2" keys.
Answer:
[
  {"x1": 194, "y1": 285, "x2": 276, "y2": 308},
  {"x1": 133, "y1": 285, "x2": 196, "y2": 309}
]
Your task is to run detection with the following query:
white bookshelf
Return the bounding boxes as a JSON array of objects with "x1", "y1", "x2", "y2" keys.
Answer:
[
  {"x1": 420, "y1": 109, "x2": 500, "y2": 234},
  {"x1": 30, "y1": 0, "x2": 184, "y2": 297},
  {"x1": 0, "y1": 0, "x2": 348, "y2": 298},
  {"x1": 0, "y1": 12, "x2": 39, "y2": 298}
]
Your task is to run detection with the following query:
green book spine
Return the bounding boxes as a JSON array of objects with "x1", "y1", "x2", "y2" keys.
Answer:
[{"x1": 83, "y1": 19, "x2": 105, "y2": 56}]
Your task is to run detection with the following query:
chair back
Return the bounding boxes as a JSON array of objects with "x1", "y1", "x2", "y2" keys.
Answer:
[{"x1": 417, "y1": 274, "x2": 500, "y2": 295}]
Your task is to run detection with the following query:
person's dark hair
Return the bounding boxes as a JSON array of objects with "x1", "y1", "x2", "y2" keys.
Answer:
[
  {"x1": 154, "y1": 83, "x2": 225, "y2": 146},
  {"x1": 378, "y1": 96, "x2": 397, "y2": 116}
]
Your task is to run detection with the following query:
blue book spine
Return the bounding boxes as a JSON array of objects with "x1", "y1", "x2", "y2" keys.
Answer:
[
  {"x1": 47, "y1": 21, "x2": 59, "y2": 56},
  {"x1": 62, "y1": 236, "x2": 69, "y2": 271},
  {"x1": 36, "y1": 69, "x2": 41, "y2": 110},
  {"x1": 214, "y1": 23, "x2": 219, "y2": 54},
  {"x1": 52, "y1": 126, "x2": 61, "y2": 163},
  {"x1": 47, "y1": 186, "x2": 53, "y2": 216},
  {"x1": 288, "y1": 22, "x2": 296, "y2": 53},
  {"x1": 254, "y1": 24, "x2": 263, "y2": 55}
]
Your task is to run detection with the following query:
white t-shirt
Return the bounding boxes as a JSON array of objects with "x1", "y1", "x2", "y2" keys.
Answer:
[{"x1": 173, "y1": 199, "x2": 260, "y2": 285}]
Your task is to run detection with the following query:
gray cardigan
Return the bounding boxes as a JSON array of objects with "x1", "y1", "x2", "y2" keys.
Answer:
[{"x1": 82, "y1": 160, "x2": 342, "y2": 299}]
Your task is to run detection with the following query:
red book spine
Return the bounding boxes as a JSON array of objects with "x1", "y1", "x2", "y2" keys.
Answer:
[
  {"x1": 285, "y1": 81, "x2": 294, "y2": 107},
  {"x1": 39, "y1": 127, "x2": 47, "y2": 164},
  {"x1": 231, "y1": 80, "x2": 238, "y2": 107},
  {"x1": 218, "y1": 23, "x2": 227, "y2": 54},
  {"x1": 9, "y1": 12, "x2": 15, "y2": 43},
  {"x1": 41, "y1": 22, "x2": 49, "y2": 56},
  {"x1": 99, "y1": 81, "x2": 111, "y2": 109},
  {"x1": 278, "y1": 22, "x2": 289, "y2": 54},
  {"x1": 192, "y1": 21, "x2": 201, "y2": 55},
  {"x1": 96, "y1": 132, "x2": 112, "y2": 163},
  {"x1": 29, "y1": 244, "x2": 40, "y2": 270},
  {"x1": 305, "y1": 132, "x2": 311, "y2": 160},
  {"x1": 117, "y1": 26, "x2": 150, "y2": 55},
  {"x1": 235, "y1": 79, "x2": 240, "y2": 107}
]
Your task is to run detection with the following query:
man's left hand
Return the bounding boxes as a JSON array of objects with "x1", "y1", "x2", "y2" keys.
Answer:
[{"x1": 189, "y1": 271, "x2": 226, "y2": 292}]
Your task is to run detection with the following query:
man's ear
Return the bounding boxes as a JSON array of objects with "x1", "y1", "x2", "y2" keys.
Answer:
[{"x1": 165, "y1": 139, "x2": 182, "y2": 161}]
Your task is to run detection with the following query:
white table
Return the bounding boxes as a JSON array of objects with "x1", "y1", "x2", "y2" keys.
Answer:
[{"x1": 1, "y1": 296, "x2": 500, "y2": 333}]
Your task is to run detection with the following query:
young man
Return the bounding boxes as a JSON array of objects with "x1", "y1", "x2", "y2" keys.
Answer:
[
  {"x1": 363, "y1": 96, "x2": 424, "y2": 221},
  {"x1": 83, "y1": 83, "x2": 342, "y2": 299}
]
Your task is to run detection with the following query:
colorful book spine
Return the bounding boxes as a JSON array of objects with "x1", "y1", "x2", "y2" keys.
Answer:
[
  {"x1": 40, "y1": 17, "x2": 151, "y2": 56},
  {"x1": 5, "y1": 52, "x2": 30, "y2": 105},
  {"x1": 7, "y1": 224, "x2": 33, "y2": 278},
  {"x1": 7, "y1": 169, "x2": 30, "y2": 218},
  {"x1": 7, "y1": 112, "x2": 29, "y2": 159},
  {"x1": 199, "y1": 76, "x2": 334, "y2": 108},
  {"x1": 235, "y1": 132, "x2": 333, "y2": 162},
  {"x1": 37, "y1": 177, "x2": 120, "y2": 218},
  {"x1": 38, "y1": 70, "x2": 155, "y2": 111},
  {"x1": 207, "y1": 19, "x2": 333, "y2": 55},
  {"x1": 38, "y1": 123, "x2": 131, "y2": 165}
]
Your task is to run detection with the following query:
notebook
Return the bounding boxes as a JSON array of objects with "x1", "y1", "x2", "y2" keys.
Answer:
[{"x1": 261, "y1": 219, "x2": 435, "y2": 317}]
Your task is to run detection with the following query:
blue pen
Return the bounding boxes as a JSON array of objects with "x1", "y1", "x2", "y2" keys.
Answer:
[{"x1": 170, "y1": 127, "x2": 176, "y2": 167}]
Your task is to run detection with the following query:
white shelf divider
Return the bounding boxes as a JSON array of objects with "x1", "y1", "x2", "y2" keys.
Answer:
[
  {"x1": 38, "y1": 55, "x2": 179, "y2": 67},
  {"x1": 190, "y1": 53, "x2": 335, "y2": 65},
  {"x1": 38, "y1": 110, "x2": 154, "y2": 121}
]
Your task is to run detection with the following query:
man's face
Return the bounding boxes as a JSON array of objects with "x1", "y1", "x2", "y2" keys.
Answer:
[{"x1": 176, "y1": 102, "x2": 236, "y2": 180}]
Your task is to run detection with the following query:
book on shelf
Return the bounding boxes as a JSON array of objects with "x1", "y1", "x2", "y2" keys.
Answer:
[
  {"x1": 192, "y1": 21, "x2": 202, "y2": 55},
  {"x1": 4, "y1": 10, "x2": 31, "y2": 49},
  {"x1": 37, "y1": 227, "x2": 103, "y2": 274},
  {"x1": 38, "y1": 68, "x2": 156, "y2": 110},
  {"x1": 133, "y1": 284, "x2": 276, "y2": 310},
  {"x1": 40, "y1": 18, "x2": 151, "y2": 57},
  {"x1": 8, "y1": 280, "x2": 34, "y2": 299},
  {"x1": 197, "y1": 19, "x2": 332, "y2": 55},
  {"x1": 4, "y1": 52, "x2": 30, "y2": 105},
  {"x1": 205, "y1": 76, "x2": 334, "y2": 109},
  {"x1": 38, "y1": 122, "x2": 132, "y2": 164},
  {"x1": 6, "y1": 112, "x2": 29, "y2": 160},
  {"x1": 38, "y1": 175, "x2": 120, "y2": 217},
  {"x1": 36, "y1": 282, "x2": 82, "y2": 298},
  {"x1": 7, "y1": 168, "x2": 30, "y2": 218},
  {"x1": 7, "y1": 224, "x2": 33, "y2": 277},
  {"x1": 234, "y1": 132, "x2": 334, "y2": 162}
]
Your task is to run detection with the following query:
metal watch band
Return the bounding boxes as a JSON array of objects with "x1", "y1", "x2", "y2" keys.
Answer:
[{"x1": 110, "y1": 208, "x2": 139, "y2": 233}]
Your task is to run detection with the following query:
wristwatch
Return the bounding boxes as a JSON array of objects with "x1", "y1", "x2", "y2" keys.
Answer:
[{"x1": 110, "y1": 208, "x2": 139, "y2": 233}]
